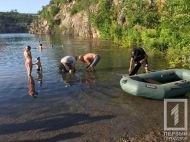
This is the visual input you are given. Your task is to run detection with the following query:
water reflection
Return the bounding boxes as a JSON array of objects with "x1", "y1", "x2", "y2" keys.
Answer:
[
  {"x1": 37, "y1": 70, "x2": 43, "y2": 87},
  {"x1": 60, "y1": 71, "x2": 97, "y2": 88},
  {"x1": 61, "y1": 73, "x2": 72, "y2": 87},
  {"x1": 0, "y1": 34, "x2": 186, "y2": 141},
  {"x1": 27, "y1": 75, "x2": 37, "y2": 97},
  {"x1": 0, "y1": 33, "x2": 170, "y2": 100},
  {"x1": 80, "y1": 71, "x2": 96, "y2": 86}
]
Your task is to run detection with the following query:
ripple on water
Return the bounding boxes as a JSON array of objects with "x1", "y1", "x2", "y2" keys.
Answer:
[{"x1": 0, "y1": 34, "x2": 170, "y2": 107}]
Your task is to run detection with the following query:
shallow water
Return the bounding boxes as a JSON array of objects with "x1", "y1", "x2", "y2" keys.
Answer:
[
  {"x1": 0, "y1": 34, "x2": 189, "y2": 141},
  {"x1": 0, "y1": 34, "x2": 168, "y2": 99}
]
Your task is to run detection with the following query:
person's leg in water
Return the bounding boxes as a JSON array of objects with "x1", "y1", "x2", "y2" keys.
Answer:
[
  {"x1": 25, "y1": 62, "x2": 29, "y2": 76},
  {"x1": 143, "y1": 59, "x2": 149, "y2": 73},
  {"x1": 29, "y1": 61, "x2": 32, "y2": 76},
  {"x1": 89, "y1": 55, "x2": 101, "y2": 70},
  {"x1": 144, "y1": 66, "x2": 149, "y2": 73},
  {"x1": 26, "y1": 60, "x2": 32, "y2": 76}
]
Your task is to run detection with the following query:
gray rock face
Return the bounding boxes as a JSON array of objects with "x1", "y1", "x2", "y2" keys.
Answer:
[
  {"x1": 59, "y1": 4, "x2": 100, "y2": 38},
  {"x1": 30, "y1": 2, "x2": 100, "y2": 38}
]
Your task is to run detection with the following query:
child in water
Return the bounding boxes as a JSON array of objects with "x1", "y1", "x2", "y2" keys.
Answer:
[{"x1": 33, "y1": 57, "x2": 42, "y2": 71}]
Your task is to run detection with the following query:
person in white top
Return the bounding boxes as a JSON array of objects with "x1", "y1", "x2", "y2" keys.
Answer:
[{"x1": 60, "y1": 56, "x2": 77, "y2": 74}]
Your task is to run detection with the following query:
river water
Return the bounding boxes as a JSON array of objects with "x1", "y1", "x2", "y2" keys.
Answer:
[{"x1": 0, "y1": 34, "x2": 189, "y2": 141}]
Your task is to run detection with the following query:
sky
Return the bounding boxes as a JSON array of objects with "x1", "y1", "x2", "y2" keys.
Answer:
[{"x1": 0, "y1": 0, "x2": 51, "y2": 13}]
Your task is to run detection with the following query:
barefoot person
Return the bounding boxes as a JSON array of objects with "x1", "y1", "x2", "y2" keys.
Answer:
[
  {"x1": 24, "y1": 46, "x2": 32, "y2": 76},
  {"x1": 78, "y1": 53, "x2": 101, "y2": 70},
  {"x1": 128, "y1": 47, "x2": 149, "y2": 76},
  {"x1": 60, "y1": 56, "x2": 77, "y2": 74}
]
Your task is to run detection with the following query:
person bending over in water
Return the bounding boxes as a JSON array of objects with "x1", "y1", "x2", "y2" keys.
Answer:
[
  {"x1": 78, "y1": 53, "x2": 101, "y2": 71},
  {"x1": 128, "y1": 47, "x2": 149, "y2": 76},
  {"x1": 60, "y1": 56, "x2": 77, "y2": 74},
  {"x1": 33, "y1": 57, "x2": 42, "y2": 72},
  {"x1": 24, "y1": 46, "x2": 32, "y2": 76}
]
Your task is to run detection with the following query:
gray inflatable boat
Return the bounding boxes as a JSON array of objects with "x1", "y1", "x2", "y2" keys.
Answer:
[{"x1": 120, "y1": 69, "x2": 190, "y2": 99}]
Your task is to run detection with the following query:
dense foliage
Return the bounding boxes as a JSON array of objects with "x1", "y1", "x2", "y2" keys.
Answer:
[
  {"x1": 0, "y1": 11, "x2": 34, "y2": 33},
  {"x1": 91, "y1": 0, "x2": 190, "y2": 67},
  {"x1": 35, "y1": 0, "x2": 190, "y2": 67},
  {"x1": 160, "y1": 0, "x2": 190, "y2": 67}
]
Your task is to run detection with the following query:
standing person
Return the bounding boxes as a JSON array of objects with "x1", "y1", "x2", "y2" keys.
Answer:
[
  {"x1": 38, "y1": 43, "x2": 43, "y2": 49},
  {"x1": 24, "y1": 46, "x2": 32, "y2": 76},
  {"x1": 38, "y1": 43, "x2": 43, "y2": 52},
  {"x1": 60, "y1": 56, "x2": 77, "y2": 74},
  {"x1": 33, "y1": 57, "x2": 43, "y2": 86},
  {"x1": 33, "y1": 57, "x2": 42, "y2": 72},
  {"x1": 78, "y1": 53, "x2": 101, "y2": 70},
  {"x1": 128, "y1": 47, "x2": 149, "y2": 76}
]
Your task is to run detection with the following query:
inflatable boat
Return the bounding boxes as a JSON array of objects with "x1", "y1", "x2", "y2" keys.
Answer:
[{"x1": 120, "y1": 69, "x2": 190, "y2": 99}]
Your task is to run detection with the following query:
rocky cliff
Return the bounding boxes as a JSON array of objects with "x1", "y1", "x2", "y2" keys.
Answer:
[
  {"x1": 30, "y1": 0, "x2": 165, "y2": 39},
  {"x1": 30, "y1": 1, "x2": 100, "y2": 38},
  {"x1": 30, "y1": 0, "x2": 127, "y2": 38}
]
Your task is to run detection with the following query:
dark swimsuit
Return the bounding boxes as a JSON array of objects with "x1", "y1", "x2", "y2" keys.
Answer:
[
  {"x1": 91, "y1": 55, "x2": 101, "y2": 67},
  {"x1": 129, "y1": 48, "x2": 148, "y2": 76}
]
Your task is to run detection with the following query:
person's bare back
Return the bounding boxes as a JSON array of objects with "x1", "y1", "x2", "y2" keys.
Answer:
[
  {"x1": 83, "y1": 53, "x2": 97, "y2": 61},
  {"x1": 34, "y1": 57, "x2": 42, "y2": 71},
  {"x1": 79, "y1": 53, "x2": 101, "y2": 70}
]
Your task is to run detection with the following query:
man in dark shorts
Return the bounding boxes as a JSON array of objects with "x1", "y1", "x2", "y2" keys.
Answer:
[
  {"x1": 78, "y1": 53, "x2": 101, "y2": 70},
  {"x1": 59, "y1": 56, "x2": 77, "y2": 74},
  {"x1": 128, "y1": 47, "x2": 149, "y2": 76}
]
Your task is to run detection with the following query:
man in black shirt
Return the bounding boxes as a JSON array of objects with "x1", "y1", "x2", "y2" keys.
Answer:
[{"x1": 128, "y1": 47, "x2": 149, "y2": 76}]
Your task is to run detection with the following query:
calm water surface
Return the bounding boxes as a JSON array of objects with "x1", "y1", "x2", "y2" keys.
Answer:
[
  {"x1": 0, "y1": 33, "x2": 168, "y2": 100},
  {"x1": 0, "y1": 34, "x2": 189, "y2": 141}
]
